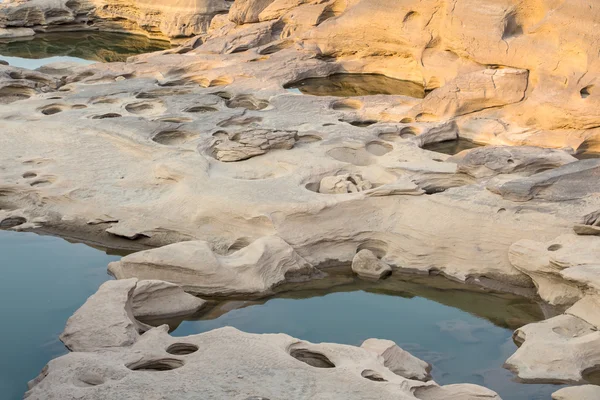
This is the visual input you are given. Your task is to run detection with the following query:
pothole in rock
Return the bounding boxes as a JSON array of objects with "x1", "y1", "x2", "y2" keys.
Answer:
[
  {"x1": 361, "y1": 369, "x2": 387, "y2": 382},
  {"x1": 422, "y1": 138, "x2": 482, "y2": 155},
  {"x1": 152, "y1": 130, "x2": 198, "y2": 146},
  {"x1": 327, "y1": 147, "x2": 374, "y2": 166},
  {"x1": 366, "y1": 141, "x2": 393, "y2": 156},
  {"x1": 331, "y1": 99, "x2": 363, "y2": 111},
  {"x1": 126, "y1": 358, "x2": 184, "y2": 371},
  {"x1": 0, "y1": 217, "x2": 27, "y2": 229},
  {"x1": 184, "y1": 106, "x2": 218, "y2": 113},
  {"x1": 125, "y1": 101, "x2": 159, "y2": 115},
  {"x1": 91, "y1": 113, "x2": 122, "y2": 119},
  {"x1": 341, "y1": 119, "x2": 378, "y2": 127},
  {"x1": 39, "y1": 104, "x2": 66, "y2": 115},
  {"x1": 0, "y1": 86, "x2": 36, "y2": 104},
  {"x1": 284, "y1": 74, "x2": 425, "y2": 98},
  {"x1": 289, "y1": 348, "x2": 335, "y2": 368},
  {"x1": 225, "y1": 94, "x2": 269, "y2": 111},
  {"x1": 166, "y1": 343, "x2": 199, "y2": 355}
]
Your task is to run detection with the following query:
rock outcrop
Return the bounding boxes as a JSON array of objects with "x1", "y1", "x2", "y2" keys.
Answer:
[
  {"x1": 352, "y1": 249, "x2": 392, "y2": 280},
  {"x1": 27, "y1": 326, "x2": 502, "y2": 400},
  {"x1": 0, "y1": 0, "x2": 230, "y2": 40},
  {"x1": 108, "y1": 236, "x2": 318, "y2": 296},
  {"x1": 60, "y1": 279, "x2": 205, "y2": 351}
]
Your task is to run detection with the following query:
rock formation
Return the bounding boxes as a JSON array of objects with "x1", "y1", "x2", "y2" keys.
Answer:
[
  {"x1": 26, "y1": 279, "x2": 501, "y2": 400},
  {"x1": 2, "y1": 0, "x2": 600, "y2": 397}
]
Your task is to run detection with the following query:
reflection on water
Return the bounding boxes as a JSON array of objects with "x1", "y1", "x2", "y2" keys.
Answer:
[
  {"x1": 0, "y1": 31, "x2": 170, "y2": 69},
  {"x1": 423, "y1": 138, "x2": 483, "y2": 155},
  {"x1": 0, "y1": 230, "x2": 119, "y2": 400},
  {"x1": 172, "y1": 271, "x2": 562, "y2": 400},
  {"x1": 285, "y1": 73, "x2": 426, "y2": 98}
]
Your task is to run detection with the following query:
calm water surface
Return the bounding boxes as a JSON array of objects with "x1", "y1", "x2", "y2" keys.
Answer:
[
  {"x1": 0, "y1": 230, "x2": 563, "y2": 399},
  {"x1": 0, "y1": 31, "x2": 170, "y2": 69},
  {"x1": 0, "y1": 230, "x2": 119, "y2": 400}
]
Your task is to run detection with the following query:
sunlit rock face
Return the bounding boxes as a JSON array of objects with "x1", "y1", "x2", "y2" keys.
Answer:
[{"x1": 0, "y1": 0, "x2": 230, "y2": 40}]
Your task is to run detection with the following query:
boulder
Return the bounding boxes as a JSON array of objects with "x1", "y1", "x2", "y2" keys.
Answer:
[
  {"x1": 131, "y1": 280, "x2": 207, "y2": 322},
  {"x1": 361, "y1": 338, "x2": 431, "y2": 381},
  {"x1": 352, "y1": 249, "x2": 392, "y2": 280},
  {"x1": 504, "y1": 314, "x2": 600, "y2": 384},
  {"x1": 552, "y1": 385, "x2": 600, "y2": 400}
]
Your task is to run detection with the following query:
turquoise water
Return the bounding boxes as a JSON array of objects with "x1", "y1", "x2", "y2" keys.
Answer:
[{"x1": 0, "y1": 231, "x2": 119, "y2": 400}]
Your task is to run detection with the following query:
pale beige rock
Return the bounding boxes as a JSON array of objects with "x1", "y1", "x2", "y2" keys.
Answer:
[
  {"x1": 361, "y1": 338, "x2": 431, "y2": 381},
  {"x1": 552, "y1": 385, "x2": 600, "y2": 400},
  {"x1": 109, "y1": 236, "x2": 317, "y2": 296},
  {"x1": 131, "y1": 280, "x2": 207, "y2": 321},
  {"x1": 449, "y1": 146, "x2": 577, "y2": 179},
  {"x1": 505, "y1": 314, "x2": 600, "y2": 384},
  {"x1": 27, "y1": 325, "x2": 501, "y2": 400},
  {"x1": 352, "y1": 249, "x2": 392, "y2": 280},
  {"x1": 59, "y1": 278, "x2": 204, "y2": 351},
  {"x1": 59, "y1": 279, "x2": 141, "y2": 352}
]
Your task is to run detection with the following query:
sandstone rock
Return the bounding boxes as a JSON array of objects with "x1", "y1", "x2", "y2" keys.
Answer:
[
  {"x1": 319, "y1": 174, "x2": 372, "y2": 194},
  {"x1": 0, "y1": 27, "x2": 34, "y2": 38},
  {"x1": 59, "y1": 279, "x2": 141, "y2": 352},
  {"x1": 361, "y1": 338, "x2": 431, "y2": 381},
  {"x1": 505, "y1": 314, "x2": 600, "y2": 384},
  {"x1": 27, "y1": 326, "x2": 501, "y2": 400},
  {"x1": 509, "y1": 234, "x2": 600, "y2": 305},
  {"x1": 352, "y1": 249, "x2": 392, "y2": 280},
  {"x1": 209, "y1": 129, "x2": 297, "y2": 161},
  {"x1": 229, "y1": 0, "x2": 275, "y2": 24},
  {"x1": 411, "y1": 68, "x2": 528, "y2": 120},
  {"x1": 449, "y1": 146, "x2": 577, "y2": 179},
  {"x1": 59, "y1": 278, "x2": 204, "y2": 351},
  {"x1": 488, "y1": 159, "x2": 600, "y2": 202},
  {"x1": 109, "y1": 236, "x2": 317, "y2": 296},
  {"x1": 574, "y1": 209, "x2": 600, "y2": 236},
  {"x1": 131, "y1": 280, "x2": 207, "y2": 322},
  {"x1": 552, "y1": 385, "x2": 600, "y2": 400}
]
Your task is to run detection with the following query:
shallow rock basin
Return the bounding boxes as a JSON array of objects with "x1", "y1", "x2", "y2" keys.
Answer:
[{"x1": 285, "y1": 73, "x2": 426, "y2": 98}]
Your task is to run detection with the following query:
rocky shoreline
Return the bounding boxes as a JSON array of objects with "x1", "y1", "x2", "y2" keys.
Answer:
[{"x1": 2, "y1": 0, "x2": 600, "y2": 398}]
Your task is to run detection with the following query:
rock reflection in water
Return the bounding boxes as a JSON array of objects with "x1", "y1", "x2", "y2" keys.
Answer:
[
  {"x1": 285, "y1": 73, "x2": 426, "y2": 98},
  {"x1": 164, "y1": 269, "x2": 560, "y2": 400},
  {"x1": 0, "y1": 31, "x2": 171, "y2": 64}
]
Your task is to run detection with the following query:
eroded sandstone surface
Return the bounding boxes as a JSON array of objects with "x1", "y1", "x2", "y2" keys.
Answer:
[{"x1": 2, "y1": 0, "x2": 600, "y2": 397}]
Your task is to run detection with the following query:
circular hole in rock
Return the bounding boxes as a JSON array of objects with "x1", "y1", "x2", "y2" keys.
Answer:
[
  {"x1": 127, "y1": 358, "x2": 184, "y2": 371},
  {"x1": 348, "y1": 120, "x2": 377, "y2": 127},
  {"x1": 331, "y1": 99, "x2": 362, "y2": 111},
  {"x1": 166, "y1": 343, "x2": 199, "y2": 355},
  {"x1": 41, "y1": 106, "x2": 63, "y2": 115},
  {"x1": 366, "y1": 141, "x2": 392, "y2": 156},
  {"x1": 289, "y1": 349, "x2": 335, "y2": 368},
  {"x1": 400, "y1": 126, "x2": 419, "y2": 138},
  {"x1": 400, "y1": 117, "x2": 414, "y2": 123},
  {"x1": 22, "y1": 172, "x2": 37, "y2": 178},
  {"x1": 327, "y1": 147, "x2": 373, "y2": 166},
  {"x1": 0, "y1": 216, "x2": 27, "y2": 229},
  {"x1": 547, "y1": 244, "x2": 562, "y2": 251},
  {"x1": 361, "y1": 369, "x2": 387, "y2": 382},
  {"x1": 152, "y1": 130, "x2": 196, "y2": 145},
  {"x1": 583, "y1": 365, "x2": 600, "y2": 385},
  {"x1": 507, "y1": 159, "x2": 515, "y2": 164},
  {"x1": 125, "y1": 102, "x2": 156, "y2": 114}
]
